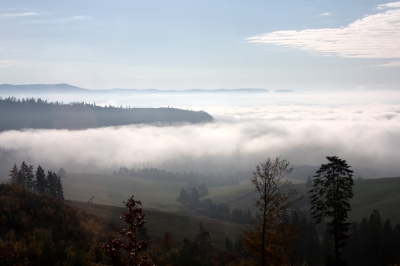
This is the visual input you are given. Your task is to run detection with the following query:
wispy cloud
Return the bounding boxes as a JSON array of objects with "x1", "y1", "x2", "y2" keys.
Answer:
[
  {"x1": 248, "y1": 2, "x2": 400, "y2": 59},
  {"x1": 319, "y1": 12, "x2": 330, "y2": 16},
  {"x1": 376, "y1": 60, "x2": 400, "y2": 67},
  {"x1": 377, "y1": 2, "x2": 400, "y2": 9},
  {"x1": 70, "y1": 16, "x2": 89, "y2": 20},
  {"x1": 0, "y1": 61, "x2": 11, "y2": 68},
  {"x1": 26, "y1": 15, "x2": 89, "y2": 24},
  {"x1": 0, "y1": 12, "x2": 38, "y2": 18}
]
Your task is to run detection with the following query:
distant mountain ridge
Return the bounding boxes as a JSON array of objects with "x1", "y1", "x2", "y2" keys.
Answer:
[
  {"x1": 0, "y1": 83, "x2": 86, "y2": 94},
  {"x1": 0, "y1": 84, "x2": 294, "y2": 94}
]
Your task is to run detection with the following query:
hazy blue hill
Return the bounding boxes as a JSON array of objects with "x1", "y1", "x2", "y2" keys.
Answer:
[
  {"x1": 0, "y1": 98, "x2": 214, "y2": 131},
  {"x1": 0, "y1": 83, "x2": 292, "y2": 95},
  {"x1": 0, "y1": 83, "x2": 87, "y2": 94}
]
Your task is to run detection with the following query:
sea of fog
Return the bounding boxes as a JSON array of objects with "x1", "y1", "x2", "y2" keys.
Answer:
[{"x1": 1, "y1": 90, "x2": 399, "y2": 178}]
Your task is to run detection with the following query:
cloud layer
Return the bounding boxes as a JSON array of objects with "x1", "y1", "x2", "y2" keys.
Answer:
[
  {"x1": 248, "y1": 2, "x2": 400, "y2": 59},
  {"x1": 1, "y1": 103, "x2": 399, "y2": 177},
  {"x1": 0, "y1": 12, "x2": 37, "y2": 17}
]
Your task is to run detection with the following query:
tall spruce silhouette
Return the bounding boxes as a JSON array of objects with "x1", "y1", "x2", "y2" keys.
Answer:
[{"x1": 309, "y1": 156, "x2": 354, "y2": 263}]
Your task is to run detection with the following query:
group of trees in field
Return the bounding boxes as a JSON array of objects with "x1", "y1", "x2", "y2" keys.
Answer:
[
  {"x1": 8, "y1": 162, "x2": 64, "y2": 200},
  {"x1": 113, "y1": 166, "x2": 249, "y2": 187},
  {"x1": 176, "y1": 186, "x2": 253, "y2": 225},
  {"x1": 176, "y1": 184, "x2": 209, "y2": 204}
]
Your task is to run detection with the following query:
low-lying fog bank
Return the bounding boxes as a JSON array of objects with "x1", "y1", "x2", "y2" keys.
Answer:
[{"x1": 1, "y1": 102, "x2": 399, "y2": 179}]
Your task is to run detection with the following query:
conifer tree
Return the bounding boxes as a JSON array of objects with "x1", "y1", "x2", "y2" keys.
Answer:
[
  {"x1": 103, "y1": 195, "x2": 153, "y2": 266},
  {"x1": 47, "y1": 171, "x2": 58, "y2": 198},
  {"x1": 26, "y1": 164, "x2": 34, "y2": 191},
  {"x1": 35, "y1": 165, "x2": 47, "y2": 195},
  {"x1": 56, "y1": 175, "x2": 64, "y2": 200},
  {"x1": 196, "y1": 222, "x2": 212, "y2": 262},
  {"x1": 309, "y1": 156, "x2": 354, "y2": 262},
  {"x1": 176, "y1": 188, "x2": 188, "y2": 203},
  {"x1": 17, "y1": 162, "x2": 29, "y2": 188},
  {"x1": 8, "y1": 164, "x2": 18, "y2": 185}
]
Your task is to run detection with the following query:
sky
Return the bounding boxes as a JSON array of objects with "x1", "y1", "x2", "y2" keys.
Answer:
[{"x1": 0, "y1": 0, "x2": 399, "y2": 91}]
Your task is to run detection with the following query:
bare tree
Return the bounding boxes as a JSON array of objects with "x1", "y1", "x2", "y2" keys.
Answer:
[{"x1": 244, "y1": 156, "x2": 301, "y2": 266}]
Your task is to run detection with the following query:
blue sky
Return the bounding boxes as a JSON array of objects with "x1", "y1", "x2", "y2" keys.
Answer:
[{"x1": 0, "y1": 0, "x2": 399, "y2": 90}]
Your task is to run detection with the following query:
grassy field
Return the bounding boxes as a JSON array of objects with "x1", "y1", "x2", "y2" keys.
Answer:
[
  {"x1": 223, "y1": 177, "x2": 400, "y2": 224},
  {"x1": 66, "y1": 200, "x2": 245, "y2": 249},
  {"x1": 61, "y1": 173, "x2": 400, "y2": 224},
  {"x1": 0, "y1": 167, "x2": 380, "y2": 230},
  {"x1": 2, "y1": 169, "x2": 399, "y2": 246},
  {"x1": 63, "y1": 173, "x2": 185, "y2": 211}
]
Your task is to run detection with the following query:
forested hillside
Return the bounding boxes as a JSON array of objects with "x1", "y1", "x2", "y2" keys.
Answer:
[
  {"x1": 0, "y1": 184, "x2": 111, "y2": 265},
  {"x1": 0, "y1": 97, "x2": 214, "y2": 131}
]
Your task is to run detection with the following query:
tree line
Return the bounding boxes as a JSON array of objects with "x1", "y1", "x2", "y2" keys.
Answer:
[
  {"x1": 114, "y1": 166, "x2": 249, "y2": 187},
  {"x1": 8, "y1": 162, "x2": 64, "y2": 201},
  {"x1": 0, "y1": 96, "x2": 214, "y2": 131},
  {"x1": 176, "y1": 186, "x2": 253, "y2": 225}
]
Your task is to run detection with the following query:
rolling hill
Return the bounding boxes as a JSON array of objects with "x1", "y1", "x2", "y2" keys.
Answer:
[
  {"x1": 60, "y1": 172, "x2": 400, "y2": 224},
  {"x1": 0, "y1": 97, "x2": 214, "y2": 131}
]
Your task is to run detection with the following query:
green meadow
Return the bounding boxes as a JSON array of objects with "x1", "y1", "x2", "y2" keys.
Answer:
[
  {"x1": 66, "y1": 200, "x2": 245, "y2": 249},
  {"x1": 63, "y1": 173, "x2": 185, "y2": 211},
  {"x1": 63, "y1": 172, "x2": 400, "y2": 225}
]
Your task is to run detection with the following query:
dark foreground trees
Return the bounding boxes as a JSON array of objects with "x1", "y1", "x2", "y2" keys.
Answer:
[
  {"x1": 103, "y1": 195, "x2": 154, "y2": 266},
  {"x1": 8, "y1": 162, "x2": 64, "y2": 200},
  {"x1": 309, "y1": 156, "x2": 354, "y2": 264},
  {"x1": 0, "y1": 183, "x2": 109, "y2": 265},
  {"x1": 244, "y1": 156, "x2": 301, "y2": 266}
]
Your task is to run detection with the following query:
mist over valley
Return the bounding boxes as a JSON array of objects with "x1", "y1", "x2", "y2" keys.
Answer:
[
  {"x1": 1, "y1": 84, "x2": 399, "y2": 179},
  {"x1": 2, "y1": 1, "x2": 400, "y2": 263}
]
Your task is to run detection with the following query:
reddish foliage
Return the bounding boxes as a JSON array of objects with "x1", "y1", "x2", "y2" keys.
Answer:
[{"x1": 103, "y1": 195, "x2": 154, "y2": 266}]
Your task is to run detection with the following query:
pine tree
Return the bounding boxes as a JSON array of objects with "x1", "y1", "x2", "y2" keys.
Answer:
[
  {"x1": 17, "y1": 162, "x2": 29, "y2": 188},
  {"x1": 8, "y1": 164, "x2": 18, "y2": 185},
  {"x1": 35, "y1": 165, "x2": 47, "y2": 195},
  {"x1": 176, "y1": 188, "x2": 188, "y2": 203},
  {"x1": 309, "y1": 156, "x2": 354, "y2": 262},
  {"x1": 47, "y1": 171, "x2": 58, "y2": 198},
  {"x1": 26, "y1": 164, "x2": 34, "y2": 191},
  {"x1": 196, "y1": 222, "x2": 212, "y2": 263},
  {"x1": 55, "y1": 175, "x2": 64, "y2": 200},
  {"x1": 103, "y1": 195, "x2": 153, "y2": 266}
]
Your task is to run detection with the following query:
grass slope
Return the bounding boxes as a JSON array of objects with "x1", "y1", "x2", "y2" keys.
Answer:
[
  {"x1": 63, "y1": 173, "x2": 185, "y2": 211},
  {"x1": 66, "y1": 200, "x2": 245, "y2": 249},
  {"x1": 223, "y1": 177, "x2": 400, "y2": 224},
  {"x1": 62, "y1": 173, "x2": 400, "y2": 224}
]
